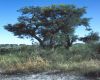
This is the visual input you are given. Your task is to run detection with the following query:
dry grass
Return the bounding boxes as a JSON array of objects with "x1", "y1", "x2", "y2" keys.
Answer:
[
  {"x1": 56, "y1": 59, "x2": 100, "y2": 74},
  {"x1": 0, "y1": 44, "x2": 100, "y2": 74},
  {"x1": 1, "y1": 56, "x2": 49, "y2": 74}
]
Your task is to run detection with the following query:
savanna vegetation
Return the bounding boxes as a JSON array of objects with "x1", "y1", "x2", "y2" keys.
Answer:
[
  {"x1": 0, "y1": 43, "x2": 100, "y2": 75},
  {"x1": 0, "y1": 4, "x2": 100, "y2": 75}
]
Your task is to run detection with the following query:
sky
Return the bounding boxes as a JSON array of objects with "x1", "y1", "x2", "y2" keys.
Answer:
[{"x1": 0, "y1": 0, "x2": 100, "y2": 45}]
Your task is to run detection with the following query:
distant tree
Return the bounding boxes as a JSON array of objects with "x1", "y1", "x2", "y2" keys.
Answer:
[
  {"x1": 4, "y1": 5, "x2": 90, "y2": 48},
  {"x1": 80, "y1": 32, "x2": 100, "y2": 43}
]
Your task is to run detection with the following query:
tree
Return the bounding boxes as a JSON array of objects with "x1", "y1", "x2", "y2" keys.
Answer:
[
  {"x1": 53, "y1": 33, "x2": 78, "y2": 48},
  {"x1": 4, "y1": 5, "x2": 90, "y2": 48},
  {"x1": 80, "y1": 32, "x2": 100, "y2": 43}
]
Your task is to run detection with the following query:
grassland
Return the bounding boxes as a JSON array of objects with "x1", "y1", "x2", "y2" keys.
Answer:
[{"x1": 0, "y1": 43, "x2": 100, "y2": 75}]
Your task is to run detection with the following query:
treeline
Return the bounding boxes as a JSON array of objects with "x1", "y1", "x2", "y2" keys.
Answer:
[{"x1": 0, "y1": 44, "x2": 34, "y2": 54}]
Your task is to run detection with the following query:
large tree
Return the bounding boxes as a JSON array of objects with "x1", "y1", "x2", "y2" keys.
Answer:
[{"x1": 4, "y1": 5, "x2": 90, "y2": 47}]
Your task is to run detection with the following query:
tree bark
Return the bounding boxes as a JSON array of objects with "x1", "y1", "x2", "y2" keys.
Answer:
[
  {"x1": 34, "y1": 35, "x2": 44, "y2": 47},
  {"x1": 65, "y1": 35, "x2": 72, "y2": 49}
]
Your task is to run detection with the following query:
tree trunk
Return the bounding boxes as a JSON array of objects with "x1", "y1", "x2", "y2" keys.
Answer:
[
  {"x1": 66, "y1": 41, "x2": 72, "y2": 49},
  {"x1": 34, "y1": 35, "x2": 44, "y2": 47},
  {"x1": 49, "y1": 36, "x2": 54, "y2": 48},
  {"x1": 65, "y1": 35, "x2": 72, "y2": 49}
]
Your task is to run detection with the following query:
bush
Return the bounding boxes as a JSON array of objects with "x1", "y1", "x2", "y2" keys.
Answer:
[
  {"x1": 1, "y1": 44, "x2": 100, "y2": 74},
  {"x1": 89, "y1": 43, "x2": 100, "y2": 54},
  {"x1": 69, "y1": 43, "x2": 96, "y2": 61}
]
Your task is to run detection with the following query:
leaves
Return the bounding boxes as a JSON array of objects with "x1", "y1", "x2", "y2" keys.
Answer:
[
  {"x1": 4, "y1": 4, "x2": 90, "y2": 48},
  {"x1": 80, "y1": 32, "x2": 100, "y2": 43}
]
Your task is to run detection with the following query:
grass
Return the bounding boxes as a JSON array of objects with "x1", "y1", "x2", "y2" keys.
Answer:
[
  {"x1": 0, "y1": 54, "x2": 49, "y2": 74},
  {"x1": 0, "y1": 43, "x2": 100, "y2": 75},
  {"x1": 57, "y1": 60, "x2": 100, "y2": 73}
]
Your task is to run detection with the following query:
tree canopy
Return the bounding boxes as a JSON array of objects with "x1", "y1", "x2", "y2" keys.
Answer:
[
  {"x1": 4, "y1": 4, "x2": 91, "y2": 48},
  {"x1": 80, "y1": 32, "x2": 100, "y2": 43}
]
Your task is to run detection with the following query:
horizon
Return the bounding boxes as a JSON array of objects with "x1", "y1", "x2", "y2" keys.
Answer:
[{"x1": 0, "y1": 0, "x2": 100, "y2": 45}]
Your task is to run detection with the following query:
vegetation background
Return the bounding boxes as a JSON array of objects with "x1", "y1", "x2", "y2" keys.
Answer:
[{"x1": 0, "y1": 4, "x2": 100, "y2": 77}]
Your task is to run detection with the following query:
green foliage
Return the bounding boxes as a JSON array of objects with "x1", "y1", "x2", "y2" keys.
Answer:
[
  {"x1": 0, "y1": 43, "x2": 100, "y2": 74},
  {"x1": 4, "y1": 4, "x2": 90, "y2": 48},
  {"x1": 69, "y1": 44, "x2": 96, "y2": 61},
  {"x1": 88, "y1": 43, "x2": 100, "y2": 54},
  {"x1": 80, "y1": 32, "x2": 100, "y2": 43}
]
